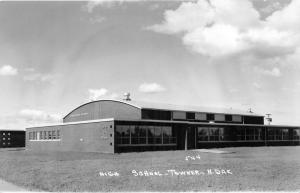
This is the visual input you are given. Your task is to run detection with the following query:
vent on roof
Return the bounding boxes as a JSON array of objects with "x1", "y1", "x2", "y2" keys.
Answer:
[{"x1": 123, "y1": 92, "x2": 131, "y2": 101}]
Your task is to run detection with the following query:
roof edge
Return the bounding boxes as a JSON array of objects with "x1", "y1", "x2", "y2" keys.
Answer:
[{"x1": 63, "y1": 99, "x2": 141, "y2": 120}]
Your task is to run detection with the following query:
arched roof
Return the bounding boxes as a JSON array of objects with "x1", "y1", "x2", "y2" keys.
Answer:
[{"x1": 63, "y1": 99, "x2": 141, "y2": 119}]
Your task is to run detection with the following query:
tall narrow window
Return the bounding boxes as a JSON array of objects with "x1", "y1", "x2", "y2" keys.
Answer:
[
  {"x1": 154, "y1": 127, "x2": 162, "y2": 144},
  {"x1": 148, "y1": 126, "x2": 155, "y2": 144},
  {"x1": 48, "y1": 131, "x2": 52, "y2": 140},
  {"x1": 52, "y1": 130, "x2": 56, "y2": 139},
  {"x1": 57, "y1": 130, "x2": 60, "y2": 139}
]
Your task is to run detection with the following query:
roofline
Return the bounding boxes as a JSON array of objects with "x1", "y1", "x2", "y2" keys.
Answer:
[
  {"x1": 63, "y1": 99, "x2": 141, "y2": 119},
  {"x1": 0, "y1": 129, "x2": 25, "y2": 131},
  {"x1": 27, "y1": 118, "x2": 300, "y2": 129},
  {"x1": 26, "y1": 118, "x2": 115, "y2": 129}
]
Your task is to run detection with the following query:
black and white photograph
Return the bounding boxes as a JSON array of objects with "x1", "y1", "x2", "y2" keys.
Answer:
[{"x1": 0, "y1": 0, "x2": 299, "y2": 192}]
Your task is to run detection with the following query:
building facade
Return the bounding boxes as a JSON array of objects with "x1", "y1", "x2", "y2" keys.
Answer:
[
  {"x1": 26, "y1": 100, "x2": 300, "y2": 153},
  {"x1": 0, "y1": 130, "x2": 25, "y2": 148}
]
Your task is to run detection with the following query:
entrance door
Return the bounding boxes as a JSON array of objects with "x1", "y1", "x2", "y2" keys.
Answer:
[{"x1": 187, "y1": 126, "x2": 196, "y2": 149}]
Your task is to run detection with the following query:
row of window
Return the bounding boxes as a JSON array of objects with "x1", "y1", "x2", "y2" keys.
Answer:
[
  {"x1": 29, "y1": 130, "x2": 61, "y2": 141},
  {"x1": 116, "y1": 125, "x2": 176, "y2": 145},
  {"x1": 141, "y1": 109, "x2": 264, "y2": 125},
  {"x1": 197, "y1": 127, "x2": 300, "y2": 142},
  {"x1": 2, "y1": 133, "x2": 11, "y2": 136}
]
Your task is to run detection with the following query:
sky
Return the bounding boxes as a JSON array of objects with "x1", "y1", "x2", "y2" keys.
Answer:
[{"x1": 0, "y1": 0, "x2": 299, "y2": 130}]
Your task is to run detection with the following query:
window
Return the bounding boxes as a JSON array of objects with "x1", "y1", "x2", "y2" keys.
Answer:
[
  {"x1": 293, "y1": 129, "x2": 300, "y2": 140},
  {"x1": 237, "y1": 127, "x2": 262, "y2": 141},
  {"x1": 219, "y1": 128, "x2": 225, "y2": 141},
  {"x1": 28, "y1": 130, "x2": 60, "y2": 141},
  {"x1": 33, "y1": 132, "x2": 36, "y2": 140},
  {"x1": 40, "y1": 131, "x2": 43, "y2": 140},
  {"x1": 130, "y1": 126, "x2": 139, "y2": 144},
  {"x1": 139, "y1": 126, "x2": 147, "y2": 144},
  {"x1": 141, "y1": 109, "x2": 171, "y2": 120},
  {"x1": 214, "y1": 114, "x2": 225, "y2": 122},
  {"x1": 57, "y1": 130, "x2": 60, "y2": 139},
  {"x1": 244, "y1": 116, "x2": 264, "y2": 125},
  {"x1": 148, "y1": 126, "x2": 155, "y2": 144},
  {"x1": 162, "y1": 126, "x2": 172, "y2": 144},
  {"x1": 195, "y1": 113, "x2": 206, "y2": 121},
  {"x1": 225, "y1": 115, "x2": 232, "y2": 122},
  {"x1": 172, "y1": 111, "x2": 186, "y2": 120},
  {"x1": 267, "y1": 128, "x2": 289, "y2": 141},
  {"x1": 116, "y1": 125, "x2": 130, "y2": 144},
  {"x1": 237, "y1": 128, "x2": 246, "y2": 140},
  {"x1": 186, "y1": 112, "x2": 195, "y2": 120},
  {"x1": 245, "y1": 128, "x2": 254, "y2": 140},
  {"x1": 154, "y1": 127, "x2": 162, "y2": 144},
  {"x1": 8, "y1": 133, "x2": 10, "y2": 136},
  {"x1": 207, "y1": 114, "x2": 215, "y2": 121},
  {"x1": 282, "y1": 129, "x2": 289, "y2": 140},
  {"x1": 197, "y1": 127, "x2": 209, "y2": 141},
  {"x1": 52, "y1": 130, "x2": 56, "y2": 139},
  {"x1": 209, "y1": 127, "x2": 219, "y2": 141},
  {"x1": 44, "y1": 131, "x2": 48, "y2": 140},
  {"x1": 268, "y1": 128, "x2": 275, "y2": 140},
  {"x1": 232, "y1": 115, "x2": 242, "y2": 122},
  {"x1": 48, "y1": 131, "x2": 52, "y2": 139},
  {"x1": 116, "y1": 125, "x2": 175, "y2": 145}
]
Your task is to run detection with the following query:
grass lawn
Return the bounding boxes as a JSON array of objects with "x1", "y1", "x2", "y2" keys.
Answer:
[{"x1": 0, "y1": 146, "x2": 299, "y2": 192}]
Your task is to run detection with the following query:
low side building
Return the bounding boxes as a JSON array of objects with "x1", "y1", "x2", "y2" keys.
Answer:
[
  {"x1": 26, "y1": 99, "x2": 300, "y2": 153},
  {"x1": 0, "y1": 130, "x2": 25, "y2": 148}
]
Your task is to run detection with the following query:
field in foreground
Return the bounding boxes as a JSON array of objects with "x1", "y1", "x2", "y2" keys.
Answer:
[{"x1": 0, "y1": 146, "x2": 299, "y2": 192}]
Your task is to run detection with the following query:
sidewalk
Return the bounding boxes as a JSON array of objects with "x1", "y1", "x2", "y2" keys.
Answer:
[{"x1": 0, "y1": 178, "x2": 27, "y2": 192}]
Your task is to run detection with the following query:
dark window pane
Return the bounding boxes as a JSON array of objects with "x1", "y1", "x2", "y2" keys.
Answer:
[
  {"x1": 198, "y1": 127, "x2": 209, "y2": 141},
  {"x1": 139, "y1": 127, "x2": 147, "y2": 137},
  {"x1": 154, "y1": 127, "x2": 162, "y2": 137},
  {"x1": 122, "y1": 137, "x2": 130, "y2": 144},
  {"x1": 207, "y1": 114, "x2": 215, "y2": 121},
  {"x1": 243, "y1": 116, "x2": 264, "y2": 125},
  {"x1": 139, "y1": 137, "x2": 146, "y2": 144},
  {"x1": 155, "y1": 137, "x2": 162, "y2": 144},
  {"x1": 131, "y1": 137, "x2": 139, "y2": 144},
  {"x1": 141, "y1": 109, "x2": 171, "y2": 120},
  {"x1": 162, "y1": 127, "x2": 171, "y2": 137},
  {"x1": 186, "y1": 112, "x2": 195, "y2": 120},
  {"x1": 131, "y1": 126, "x2": 138, "y2": 138},
  {"x1": 225, "y1": 115, "x2": 232, "y2": 122}
]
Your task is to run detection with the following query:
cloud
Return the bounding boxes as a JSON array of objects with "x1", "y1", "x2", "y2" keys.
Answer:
[
  {"x1": 255, "y1": 66, "x2": 281, "y2": 77},
  {"x1": 19, "y1": 109, "x2": 61, "y2": 123},
  {"x1": 85, "y1": 0, "x2": 140, "y2": 12},
  {"x1": 0, "y1": 65, "x2": 18, "y2": 76},
  {"x1": 88, "y1": 88, "x2": 108, "y2": 101},
  {"x1": 139, "y1": 83, "x2": 166, "y2": 93},
  {"x1": 147, "y1": 0, "x2": 300, "y2": 58}
]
